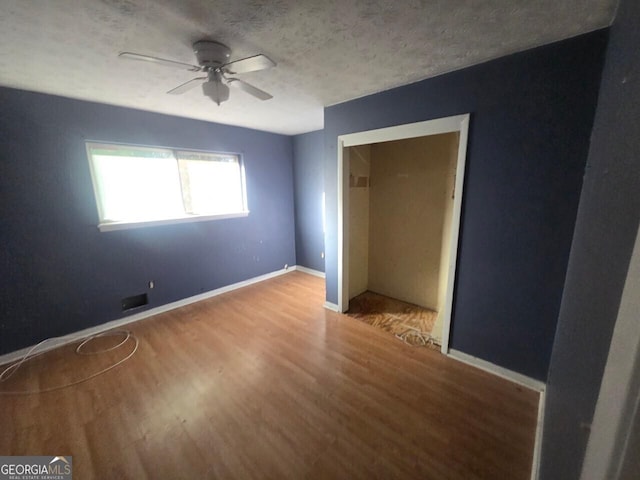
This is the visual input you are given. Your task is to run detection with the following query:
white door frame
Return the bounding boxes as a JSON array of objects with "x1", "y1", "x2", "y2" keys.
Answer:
[
  {"x1": 580, "y1": 224, "x2": 640, "y2": 480},
  {"x1": 336, "y1": 114, "x2": 470, "y2": 354}
]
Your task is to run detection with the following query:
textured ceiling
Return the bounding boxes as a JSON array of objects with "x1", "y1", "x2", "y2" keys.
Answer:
[{"x1": 0, "y1": 0, "x2": 616, "y2": 135}]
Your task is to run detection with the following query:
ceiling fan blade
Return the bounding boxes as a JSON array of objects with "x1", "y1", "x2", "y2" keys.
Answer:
[
  {"x1": 226, "y1": 78, "x2": 273, "y2": 100},
  {"x1": 223, "y1": 54, "x2": 276, "y2": 74},
  {"x1": 119, "y1": 52, "x2": 201, "y2": 72},
  {"x1": 167, "y1": 77, "x2": 207, "y2": 95}
]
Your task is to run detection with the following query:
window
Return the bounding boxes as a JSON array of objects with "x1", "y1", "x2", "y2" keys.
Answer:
[{"x1": 86, "y1": 142, "x2": 248, "y2": 231}]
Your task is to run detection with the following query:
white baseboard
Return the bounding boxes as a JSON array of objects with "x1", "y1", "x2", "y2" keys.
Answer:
[
  {"x1": 323, "y1": 301, "x2": 340, "y2": 312},
  {"x1": 294, "y1": 265, "x2": 326, "y2": 278},
  {"x1": 0, "y1": 267, "x2": 293, "y2": 367},
  {"x1": 448, "y1": 349, "x2": 546, "y2": 392}
]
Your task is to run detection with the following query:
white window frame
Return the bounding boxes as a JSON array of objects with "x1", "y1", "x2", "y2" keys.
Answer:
[{"x1": 86, "y1": 142, "x2": 249, "y2": 232}]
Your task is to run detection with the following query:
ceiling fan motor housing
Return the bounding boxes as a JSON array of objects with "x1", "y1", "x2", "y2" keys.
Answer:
[{"x1": 193, "y1": 40, "x2": 231, "y2": 68}]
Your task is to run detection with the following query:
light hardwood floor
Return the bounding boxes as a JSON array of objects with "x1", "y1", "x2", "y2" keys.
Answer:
[{"x1": 0, "y1": 271, "x2": 539, "y2": 479}]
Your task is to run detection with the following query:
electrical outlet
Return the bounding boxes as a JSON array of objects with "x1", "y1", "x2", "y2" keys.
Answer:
[
  {"x1": 321, "y1": 252, "x2": 325, "y2": 259},
  {"x1": 148, "y1": 281, "x2": 154, "y2": 289}
]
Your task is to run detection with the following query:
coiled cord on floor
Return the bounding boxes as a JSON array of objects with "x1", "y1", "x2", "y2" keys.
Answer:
[
  {"x1": 0, "y1": 330, "x2": 138, "y2": 395},
  {"x1": 394, "y1": 323, "x2": 435, "y2": 347}
]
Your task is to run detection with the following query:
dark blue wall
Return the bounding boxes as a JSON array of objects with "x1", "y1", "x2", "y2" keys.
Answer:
[
  {"x1": 540, "y1": 0, "x2": 640, "y2": 477},
  {"x1": 292, "y1": 130, "x2": 325, "y2": 272},
  {"x1": 0, "y1": 88, "x2": 295, "y2": 355},
  {"x1": 323, "y1": 31, "x2": 608, "y2": 381}
]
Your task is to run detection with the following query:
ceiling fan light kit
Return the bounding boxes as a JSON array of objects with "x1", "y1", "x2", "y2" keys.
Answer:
[
  {"x1": 202, "y1": 72, "x2": 230, "y2": 106},
  {"x1": 119, "y1": 40, "x2": 275, "y2": 105}
]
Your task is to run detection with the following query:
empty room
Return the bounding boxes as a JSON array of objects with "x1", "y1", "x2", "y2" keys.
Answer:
[{"x1": 1, "y1": 1, "x2": 639, "y2": 480}]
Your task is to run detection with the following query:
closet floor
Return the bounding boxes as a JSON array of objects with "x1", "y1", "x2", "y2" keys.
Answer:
[{"x1": 346, "y1": 291, "x2": 440, "y2": 350}]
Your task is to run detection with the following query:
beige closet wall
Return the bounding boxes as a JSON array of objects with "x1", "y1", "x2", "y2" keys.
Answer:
[
  {"x1": 348, "y1": 145, "x2": 371, "y2": 298},
  {"x1": 368, "y1": 133, "x2": 458, "y2": 310}
]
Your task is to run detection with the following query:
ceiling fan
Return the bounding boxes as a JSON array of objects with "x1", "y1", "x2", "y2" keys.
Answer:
[{"x1": 119, "y1": 40, "x2": 276, "y2": 105}]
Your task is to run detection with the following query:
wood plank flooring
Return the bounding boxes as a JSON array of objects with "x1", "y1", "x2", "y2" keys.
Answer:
[{"x1": 0, "y1": 271, "x2": 539, "y2": 479}]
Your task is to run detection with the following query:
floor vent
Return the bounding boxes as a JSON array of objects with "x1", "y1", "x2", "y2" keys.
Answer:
[{"x1": 121, "y1": 293, "x2": 148, "y2": 311}]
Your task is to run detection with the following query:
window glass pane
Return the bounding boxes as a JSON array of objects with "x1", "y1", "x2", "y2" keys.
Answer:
[
  {"x1": 177, "y1": 152, "x2": 245, "y2": 215},
  {"x1": 86, "y1": 143, "x2": 247, "y2": 228},
  {"x1": 89, "y1": 146, "x2": 184, "y2": 222}
]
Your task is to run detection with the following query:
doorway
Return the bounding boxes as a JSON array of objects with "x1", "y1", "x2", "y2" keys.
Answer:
[{"x1": 336, "y1": 115, "x2": 470, "y2": 354}]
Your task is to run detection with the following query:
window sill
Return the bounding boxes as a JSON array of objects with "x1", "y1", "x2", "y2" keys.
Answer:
[{"x1": 98, "y1": 211, "x2": 250, "y2": 232}]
